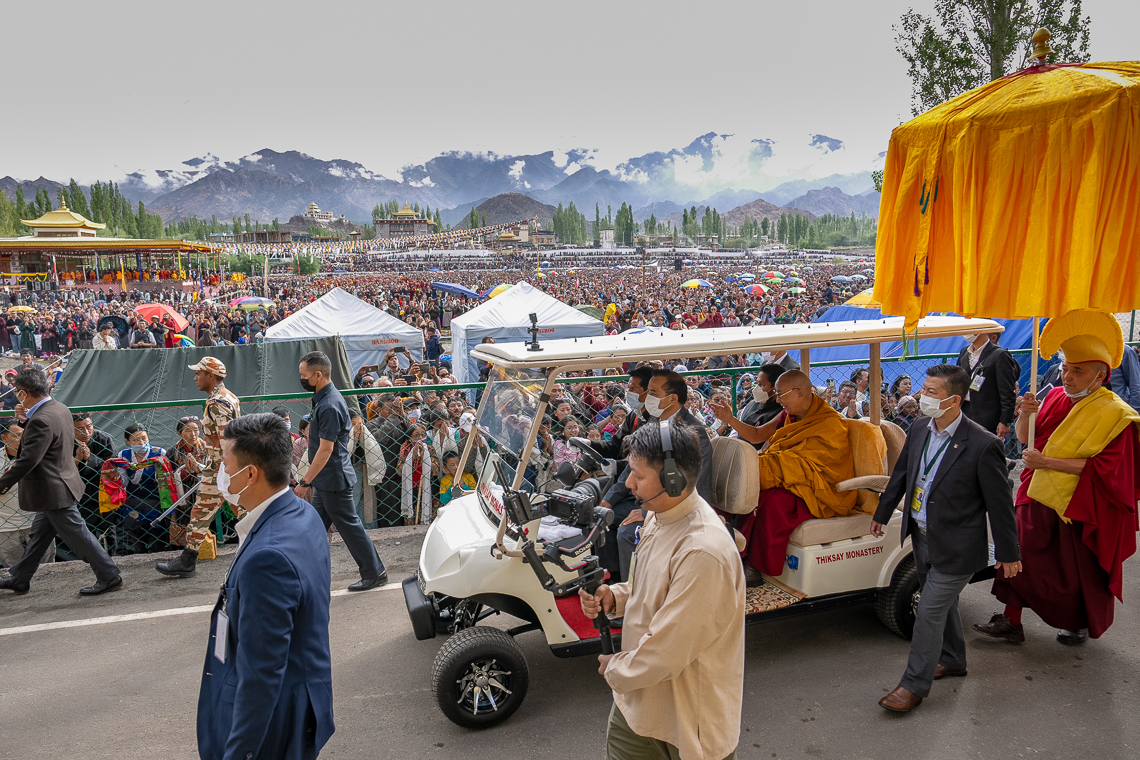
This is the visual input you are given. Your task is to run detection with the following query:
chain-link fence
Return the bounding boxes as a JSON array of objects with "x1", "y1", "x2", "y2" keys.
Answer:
[{"x1": 0, "y1": 346, "x2": 1080, "y2": 567}]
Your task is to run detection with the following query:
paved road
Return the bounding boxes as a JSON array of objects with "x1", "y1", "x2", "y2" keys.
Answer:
[{"x1": 1, "y1": 529, "x2": 1138, "y2": 759}]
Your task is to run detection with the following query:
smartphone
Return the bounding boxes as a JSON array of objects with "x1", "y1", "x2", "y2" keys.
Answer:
[
  {"x1": 827, "y1": 379, "x2": 836, "y2": 391},
  {"x1": 401, "y1": 374, "x2": 416, "y2": 384}
]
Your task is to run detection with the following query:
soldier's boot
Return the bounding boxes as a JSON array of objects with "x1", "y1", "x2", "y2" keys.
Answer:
[{"x1": 156, "y1": 548, "x2": 199, "y2": 578}]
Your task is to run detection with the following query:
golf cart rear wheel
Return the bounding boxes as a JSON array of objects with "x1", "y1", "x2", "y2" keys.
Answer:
[
  {"x1": 432, "y1": 627, "x2": 529, "y2": 729},
  {"x1": 876, "y1": 554, "x2": 920, "y2": 639}
]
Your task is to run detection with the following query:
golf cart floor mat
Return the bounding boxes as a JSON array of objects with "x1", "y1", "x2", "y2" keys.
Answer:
[{"x1": 745, "y1": 579, "x2": 806, "y2": 614}]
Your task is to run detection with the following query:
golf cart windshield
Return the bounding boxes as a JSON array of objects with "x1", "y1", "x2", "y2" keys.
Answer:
[{"x1": 466, "y1": 365, "x2": 550, "y2": 487}]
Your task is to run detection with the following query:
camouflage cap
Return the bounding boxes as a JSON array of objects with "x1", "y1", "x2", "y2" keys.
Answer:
[{"x1": 188, "y1": 356, "x2": 227, "y2": 378}]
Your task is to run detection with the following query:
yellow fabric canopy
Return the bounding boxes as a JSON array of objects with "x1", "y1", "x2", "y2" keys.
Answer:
[
  {"x1": 844, "y1": 288, "x2": 881, "y2": 308},
  {"x1": 874, "y1": 61, "x2": 1140, "y2": 330}
]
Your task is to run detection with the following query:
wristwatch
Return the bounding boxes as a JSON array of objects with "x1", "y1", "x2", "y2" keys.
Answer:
[{"x1": 299, "y1": 479, "x2": 312, "y2": 488}]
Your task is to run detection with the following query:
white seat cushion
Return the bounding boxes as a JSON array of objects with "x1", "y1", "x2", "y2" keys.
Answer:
[{"x1": 788, "y1": 513, "x2": 874, "y2": 547}]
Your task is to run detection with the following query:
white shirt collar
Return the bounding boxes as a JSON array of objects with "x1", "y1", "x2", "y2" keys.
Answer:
[
  {"x1": 928, "y1": 410, "x2": 964, "y2": 439},
  {"x1": 967, "y1": 342, "x2": 986, "y2": 368},
  {"x1": 235, "y1": 486, "x2": 292, "y2": 546}
]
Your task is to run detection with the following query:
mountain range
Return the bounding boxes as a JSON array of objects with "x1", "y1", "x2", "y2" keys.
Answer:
[{"x1": 4, "y1": 132, "x2": 883, "y2": 227}]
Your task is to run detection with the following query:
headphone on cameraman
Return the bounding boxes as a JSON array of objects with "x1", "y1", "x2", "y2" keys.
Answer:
[{"x1": 658, "y1": 417, "x2": 688, "y2": 498}]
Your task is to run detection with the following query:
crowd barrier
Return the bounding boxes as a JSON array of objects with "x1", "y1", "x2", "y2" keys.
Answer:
[{"x1": 0, "y1": 348, "x2": 1068, "y2": 565}]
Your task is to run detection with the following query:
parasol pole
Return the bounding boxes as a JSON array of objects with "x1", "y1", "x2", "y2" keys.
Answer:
[{"x1": 1028, "y1": 316, "x2": 1040, "y2": 450}]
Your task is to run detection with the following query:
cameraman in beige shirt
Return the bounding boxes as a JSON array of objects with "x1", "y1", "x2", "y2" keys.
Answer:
[{"x1": 581, "y1": 419, "x2": 745, "y2": 760}]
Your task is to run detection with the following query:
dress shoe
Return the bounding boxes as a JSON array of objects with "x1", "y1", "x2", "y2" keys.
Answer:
[
  {"x1": 0, "y1": 576, "x2": 30, "y2": 595},
  {"x1": 743, "y1": 565, "x2": 765, "y2": 588},
  {"x1": 79, "y1": 575, "x2": 123, "y2": 596},
  {"x1": 934, "y1": 665, "x2": 967, "y2": 680},
  {"x1": 879, "y1": 686, "x2": 922, "y2": 713},
  {"x1": 1057, "y1": 628, "x2": 1088, "y2": 646},
  {"x1": 348, "y1": 572, "x2": 388, "y2": 592},
  {"x1": 972, "y1": 613, "x2": 1025, "y2": 643},
  {"x1": 156, "y1": 549, "x2": 198, "y2": 578}
]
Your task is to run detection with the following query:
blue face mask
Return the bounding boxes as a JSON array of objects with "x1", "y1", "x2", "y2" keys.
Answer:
[{"x1": 130, "y1": 443, "x2": 150, "y2": 456}]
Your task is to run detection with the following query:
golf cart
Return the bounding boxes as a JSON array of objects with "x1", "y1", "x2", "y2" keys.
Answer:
[{"x1": 403, "y1": 316, "x2": 1003, "y2": 728}]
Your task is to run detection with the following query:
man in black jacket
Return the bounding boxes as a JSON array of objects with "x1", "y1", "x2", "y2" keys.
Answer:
[
  {"x1": 957, "y1": 332, "x2": 1019, "y2": 436},
  {"x1": 605, "y1": 368, "x2": 714, "y2": 581},
  {"x1": 68, "y1": 412, "x2": 117, "y2": 556},
  {"x1": 871, "y1": 364, "x2": 1020, "y2": 712}
]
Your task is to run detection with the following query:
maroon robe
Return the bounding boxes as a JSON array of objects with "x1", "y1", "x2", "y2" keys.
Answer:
[
  {"x1": 736, "y1": 488, "x2": 812, "y2": 576},
  {"x1": 993, "y1": 388, "x2": 1140, "y2": 637}
]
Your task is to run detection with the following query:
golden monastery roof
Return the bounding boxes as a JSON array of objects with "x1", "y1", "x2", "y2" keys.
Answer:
[
  {"x1": 0, "y1": 238, "x2": 210, "y2": 252},
  {"x1": 394, "y1": 203, "x2": 417, "y2": 217},
  {"x1": 20, "y1": 199, "x2": 106, "y2": 230}
]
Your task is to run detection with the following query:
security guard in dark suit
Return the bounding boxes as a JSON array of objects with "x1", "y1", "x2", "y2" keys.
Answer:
[{"x1": 957, "y1": 332, "x2": 1019, "y2": 436}]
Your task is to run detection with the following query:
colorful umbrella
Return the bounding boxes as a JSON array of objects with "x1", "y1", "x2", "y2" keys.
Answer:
[
  {"x1": 171, "y1": 333, "x2": 196, "y2": 347},
  {"x1": 743, "y1": 283, "x2": 769, "y2": 295},
  {"x1": 483, "y1": 283, "x2": 512, "y2": 298},
  {"x1": 135, "y1": 303, "x2": 189, "y2": 333},
  {"x1": 787, "y1": 287, "x2": 807, "y2": 294},
  {"x1": 785, "y1": 277, "x2": 804, "y2": 284},
  {"x1": 763, "y1": 271, "x2": 784, "y2": 278},
  {"x1": 844, "y1": 288, "x2": 882, "y2": 308},
  {"x1": 681, "y1": 279, "x2": 713, "y2": 288}
]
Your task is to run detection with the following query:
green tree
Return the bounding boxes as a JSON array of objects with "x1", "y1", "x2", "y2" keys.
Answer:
[
  {"x1": 895, "y1": 0, "x2": 1091, "y2": 115},
  {"x1": 469, "y1": 206, "x2": 478, "y2": 229},
  {"x1": 67, "y1": 179, "x2": 90, "y2": 218},
  {"x1": 480, "y1": 210, "x2": 487, "y2": 228}
]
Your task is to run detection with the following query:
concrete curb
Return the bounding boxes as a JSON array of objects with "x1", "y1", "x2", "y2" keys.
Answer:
[{"x1": 31, "y1": 524, "x2": 430, "y2": 575}]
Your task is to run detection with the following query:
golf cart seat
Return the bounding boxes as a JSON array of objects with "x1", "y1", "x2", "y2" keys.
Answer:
[
  {"x1": 710, "y1": 436, "x2": 761, "y2": 515},
  {"x1": 789, "y1": 418, "x2": 900, "y2": 548}
]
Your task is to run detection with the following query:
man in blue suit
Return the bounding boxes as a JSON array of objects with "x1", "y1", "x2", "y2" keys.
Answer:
[{"x1": 197, "y1": 413, "x2": 334, "y2": 760}]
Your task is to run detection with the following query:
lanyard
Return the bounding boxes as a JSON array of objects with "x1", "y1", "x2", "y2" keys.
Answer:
[{"x1": 920, "y1": 431, "x2": 953, "y2": 482}]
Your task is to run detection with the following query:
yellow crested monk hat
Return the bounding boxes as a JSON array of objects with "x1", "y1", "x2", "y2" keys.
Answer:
[{"x1": 1038, "y1": 309, "x2": 1124, "y2": 369}]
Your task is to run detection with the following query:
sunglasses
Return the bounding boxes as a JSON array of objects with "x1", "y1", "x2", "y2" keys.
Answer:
[{"x1": 179, "y1": 416, "x2": 200, "y2": 423}]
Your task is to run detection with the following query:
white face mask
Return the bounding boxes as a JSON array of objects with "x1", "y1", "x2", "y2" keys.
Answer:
[
  {"x1": 216, "y1": 463, "x2": 251, "y2": 504},
  {"x1": 625, "y1": 390, "x2": 645, "y2": 412},
  {"x1": 643, "y1": 394, "x2": 667, "y2": 418},
  {"x1": 752, "y1": 386, "x2": 769, "y2": 404},
  {"x1": 919, "y1": 394, "x2": 956, "y2": 419},
  {"x1": 1065, "y1": 373, "x2": 1103, "y2": 401},
  {"x1": 963, "y1": 334, "x2": 979, "y2": 345}
]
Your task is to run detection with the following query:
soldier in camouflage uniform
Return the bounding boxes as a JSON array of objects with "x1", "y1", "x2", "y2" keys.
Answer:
[{"x1": 156, "y1": 357, "x2": 245, "y2": 578}]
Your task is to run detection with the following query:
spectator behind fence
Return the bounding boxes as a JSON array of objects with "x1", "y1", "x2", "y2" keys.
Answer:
[
  {"x1": 296, "y1": 350, "x2": 389, "y2": 591},
  {"x1": 0, "y1": 367, "x2": 122, "y2": 596},
  {"x1": 196, "y1": 413, "x2": 334, "y2": 760},
  {"x1": 0, "y1": 420, "x2": 32, "y2": 568},
  {"x1": 71, "y1": 412, "x2": 116, "y2": 553}
]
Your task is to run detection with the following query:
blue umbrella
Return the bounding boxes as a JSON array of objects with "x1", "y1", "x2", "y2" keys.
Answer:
[
  {"x1": 851, "y1": 274, "x2": 867, "y2": 281},
  {"x1": 430, "y1": 268, "x2": 442, "y2": 272},
  {"x1": 334, "y1": 269, "x2": 345, "y2": 273},
  {"x1": 832, "y1": 275, "x2": 852, "y2": 283},
  {"x1": 432, "y1": 282, "x2": 481, "y2": 299}
]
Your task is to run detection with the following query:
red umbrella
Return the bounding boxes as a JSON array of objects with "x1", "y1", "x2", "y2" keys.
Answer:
[{"x1": 135, "y1": 303, "x2": 189, "y2": 333}]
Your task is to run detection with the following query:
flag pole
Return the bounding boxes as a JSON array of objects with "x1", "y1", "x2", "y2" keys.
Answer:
[{"x1": 1028, "y1": 316, "x2": 1039, "y2": 450}]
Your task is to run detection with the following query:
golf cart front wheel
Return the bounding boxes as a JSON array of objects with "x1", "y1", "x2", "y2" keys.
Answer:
[
  {"x1": 876, "y1": 554, "x2": 920, "y2": 639},
  {"x1": 432, "y1": 627, "x2": 529, "y2": 728}
]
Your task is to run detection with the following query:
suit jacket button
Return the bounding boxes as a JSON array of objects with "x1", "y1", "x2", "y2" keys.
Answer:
[{"x1": 246, "y1": 754, "x2": 253, "y2": 759}]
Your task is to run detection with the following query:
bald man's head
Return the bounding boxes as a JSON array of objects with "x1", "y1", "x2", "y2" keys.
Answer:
[{"x1": 774, "y1": 370, "x2": 815, "y2": 417}]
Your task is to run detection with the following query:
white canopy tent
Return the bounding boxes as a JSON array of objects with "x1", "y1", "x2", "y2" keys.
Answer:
[
  {"x1": 450, "y1": 281, "x2": 605, "y2": 384},
  {"x1": 264, "y1": 287, "x2": 424, "y2": 372}
]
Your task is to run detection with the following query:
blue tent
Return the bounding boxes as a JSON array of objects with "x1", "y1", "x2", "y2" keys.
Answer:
[
  {"x1": 431, "y1": 281, "x2": 481, "y2": 299},
  {"x1": 795, "y1": 306, "x2": 1047, "y2": 391}
]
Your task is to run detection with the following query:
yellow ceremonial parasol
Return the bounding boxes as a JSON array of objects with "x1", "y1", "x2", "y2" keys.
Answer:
[
  {"x1": 844, "y1": 288, "x2": 881, "y2": 308},
  {"x1": 7, "y1": 306, "x2": 36, "y2": 313},
  {"x1": 874, "y1": 31, "x2": 1140, "y2": 446}
]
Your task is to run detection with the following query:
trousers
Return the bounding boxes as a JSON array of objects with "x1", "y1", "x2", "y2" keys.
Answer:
[
  {"x1": 606, "y1": 703, "x2": 736, "y2": 760},
  {"x1": 187, "y1": 466, "x2": 245, "y2": 550},
  {"x1": 8, "y1": 505, "x2": 119, "y2": 583},
  {"x1": 312, "y1": 487, "x2": 384, "y2": 580},
  {"x1": 899, "y1": 530, "x2": 973, "y2": 698}
]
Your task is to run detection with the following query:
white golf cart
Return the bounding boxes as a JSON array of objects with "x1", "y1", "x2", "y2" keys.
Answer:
[{"x1": 403, "y1": 316, "x2": 1003, "y2": 728}]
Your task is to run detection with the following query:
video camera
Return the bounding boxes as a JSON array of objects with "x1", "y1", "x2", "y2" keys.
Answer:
[{"x1": 543, "y1": 477, "x2": 609, "y2": 526}]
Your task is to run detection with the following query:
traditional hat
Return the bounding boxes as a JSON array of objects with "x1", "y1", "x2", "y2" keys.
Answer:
[{"x1": 1038, "y1": 309, "x2": 1123, "y2": 368}]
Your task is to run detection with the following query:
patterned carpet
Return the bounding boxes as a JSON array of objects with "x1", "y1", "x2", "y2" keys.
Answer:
[{"x1": 745, "y1": 579, "x2": 806, "y2": 615}]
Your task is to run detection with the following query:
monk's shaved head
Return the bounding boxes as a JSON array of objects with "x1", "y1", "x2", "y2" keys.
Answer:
[
  {"x1": 775, "y1": 370, "x2": 812, "y2": 392},
  {"x1": 774, "y1": 370, "x2": 815, "y2": 417}
]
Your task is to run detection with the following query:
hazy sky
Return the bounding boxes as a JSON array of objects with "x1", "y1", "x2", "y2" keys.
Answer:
[{"x1": 3, "y1": 0, "x2": 1133, "y2": 184}]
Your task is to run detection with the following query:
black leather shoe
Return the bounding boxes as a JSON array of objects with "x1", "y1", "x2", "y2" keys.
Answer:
[
  {"x1": 348, "y1": 572, "x2": 388, "y2": 592},
  {"x1": 972, "y1": 613, "x2": 1025, "y2": 643},
  {"x1": 1057, "y1": 628, "x2": 1089, "y2": 646},
  {"x1": 0, "y1": 576, "x2": 30, "y2": 595},
  {"x1": 156, "y1": 549, "x2": 198, "y2": 578},
  {"x1": 79, "y1": 576, "x2": 123, "y2": 596}
]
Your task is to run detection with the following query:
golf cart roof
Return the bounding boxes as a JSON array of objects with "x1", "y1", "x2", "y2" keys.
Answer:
[{"x1": 469, "y1": 316, "x2": 1002, "y2": 371}]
